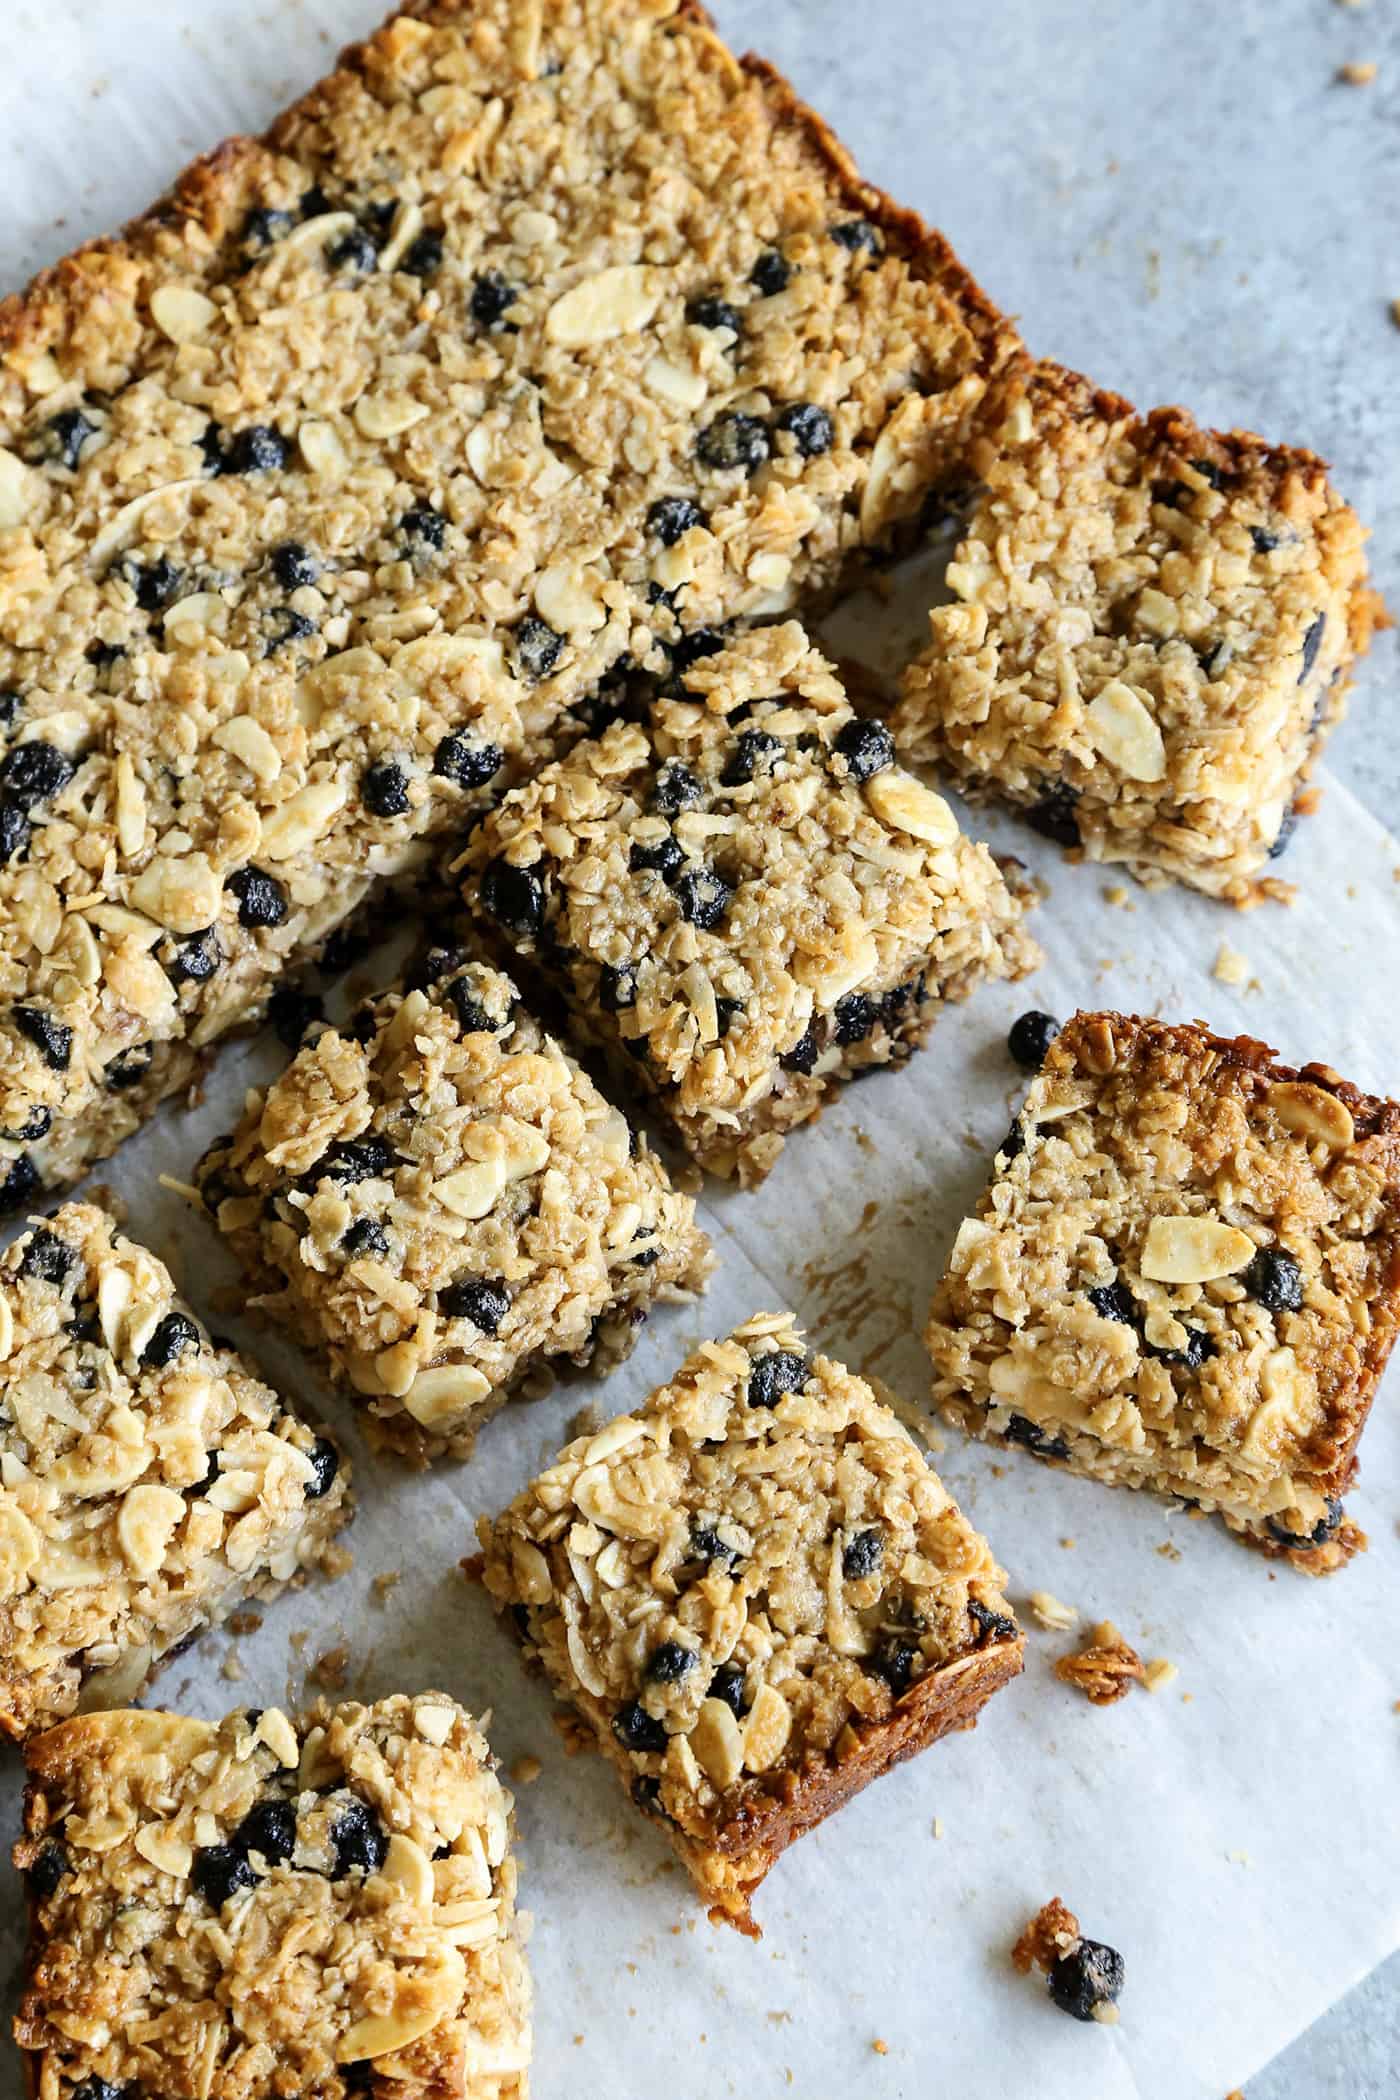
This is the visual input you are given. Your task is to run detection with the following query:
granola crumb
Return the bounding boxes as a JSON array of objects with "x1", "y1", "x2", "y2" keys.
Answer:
[
  {"x1": 370, "y1": 1570, "x2": 402, "y2": 1602},
  {"x1": 1060, "y1": 1536, "x2": 1076, "y2": 1550},
  {"x1": 1157, "y1": 1540, "x2": 1183, "y2": 1561},
  {"x1": 1212, "y1": 941, "x2": 1252, "y2": 987},
  {"x1": 509, "y1": 1754, "x2": 543, "y2": 1786},
  {"x1": 1054, "y1": 1621, "x2": 1145, "y2": 1705},
  {"x1": 932, "y1": 1817, "x2": 945, "y2": 1839},
  {"x1": 872, "y1": 2039, "x2": 889, "y2": 2056},
  {"x1": 1389, "y1": 297, "x2": 1400, "y2": 331},
  {"x1": 1012, "y1": 1896, "x2": 1081, "y2": 1974},
  {"x1": 1104, "y1": 884, "x2": 1133, "y2": 909},
  {"x1": 1028, "y1": 1589, "x2": 1080, "y2": 1632},
  {"x1": 321, "y1": 1543, "x2": 355, "y2": 1580},
  {"x1": 1143, "y1": 1657, "x2": 1179, "y2": 1694},
  {"x1": 1013, "y1": 1897, "x2": 1126, "y2": 2023},
  {"x1": 565, "y1": 1404, "x2": 603, "y2": 1443},
  {"x1": 311, "y1": 1642, "x2": 351, "y2": 1691},
  {"x1": 552, "y1": 1709, "x2": 596, "y2": 1756},
  {"x1": 227, "y1": 1610, "x2": 264, "y2": 1637},
  {"x1": 1337, "y1": 59, "x2": 1378, "y2": 83},
  {"x1": 220, "y1": 1652, "x2": 245, "y2": 1682}
]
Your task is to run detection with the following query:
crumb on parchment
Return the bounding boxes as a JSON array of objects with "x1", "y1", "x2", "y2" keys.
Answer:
[{"x1": 1055, "y1": 1621, "x2": 1145, "y2": 1705}]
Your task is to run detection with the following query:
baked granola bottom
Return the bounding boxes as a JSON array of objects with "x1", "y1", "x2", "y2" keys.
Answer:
[{"x1": 13, "y1": 1697, "x2": 531, "y2": 2099}]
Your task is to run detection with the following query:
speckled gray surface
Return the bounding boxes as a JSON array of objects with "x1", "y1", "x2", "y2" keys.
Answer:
[{"x1": 0, "y1": 0, "x2": 1395, "y2": 2091}]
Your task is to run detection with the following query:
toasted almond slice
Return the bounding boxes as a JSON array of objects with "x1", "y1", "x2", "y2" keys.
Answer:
[
  {"x1": 380, "y1": 1832, "x2": 435, "y2": 1907},
  {"x1": 403, "y1": 1362, "x2": 493, "y2": 1429},
  {"x1": 336, "y1": 1946, "x2": 466, "y2": 2062},
  {"x1": 1140, "y1": 1215, "x2": 1255, "y2": 1284},
  {"x1": 129, "y1": 851, "x2": 222, "y2": 936},
  {"x1": 260, "y1": 779, "x2": 348, "y2": 861},
  {"x1": 255, "y1": 1707, "x2": 301, "y2": 1767},
  {"x1": 150, "y1": 284, "x2": 218, "y2": 343},
  {"x1": 741, "y1": 1683, "x2": 793, "y2": 1772},
  {"x1": 117, "y1": 1483, "x2": 184, "y2": 1574},
  {"x1": 434, "y1": 1157, "x2": 507, "y2": 1220},
  {"x1": 354, "y1": 392, "x2": 431, "y2": 441},
  {"x1": 133, "y1": 1821, "x2": 194, "y2": 1878},
  {"x1": 498, "y1": 1117, "x2": 552, "y2": 1183},
  {"x1": 546, "y1": 264, "x2": 659, "y2": 347},
  {"x1": 1267, "y1": 1081, "x2": 1355, "y2": 1150},
  {"x1": 1084, "y1": 680, "x2": 1167, "y2": 783},
  {"x1": 688, "y1": 1696, "x2": 744, "y2": 1789},
  {"x1": 0, "y1": 1502, "x2": 41, "y2": 1596},
  {"x1": 581, "y1": 1416, "x2": 645, "y2": 1466},
  {"x1": 0, "y1": 447, "x2": 35, "y2": 528},
  {"x1": 299, "y1": 419, "x2": 349, "y2": 480},
  {"x1": 865, "y1": 769, "x2": 960, "y2": 846}
]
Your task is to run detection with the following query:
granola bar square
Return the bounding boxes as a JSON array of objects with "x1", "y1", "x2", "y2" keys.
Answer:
[
  {"x1": 926, "y1": 1010, "x2": 1400, "y2": 1571},
  {"x1": 14, "y1": 1696, "x2": 530, "y2": 2098},
  {"x1": 0, "y1": 1201, "x2": 351, "y2": 1741},
  {"x1": 891, "y1": 364, "x2": 1376, "y2": 902},
  {"x1": 196, "y1": 955, "x2": 711, "y2": 1461},
  {"x1": 478, "y1": 1310, "x2": 1022, "y2": 1935},
  {"x1": 459, "y1": 623, "x2": 1038, "y2": 1184}
]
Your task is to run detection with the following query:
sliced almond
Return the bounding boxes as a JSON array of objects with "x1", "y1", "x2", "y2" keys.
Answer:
[
  {"x1": 434, "y1": 1158, "x2": 507, "y2": 1220},
  {"x1": 354, "y1": 393, "x2": 431, "y2": 441},
  {"x1": 97, "y1": 1266, "x2": 134, "y2": 1353},
  {"x1": 413, "y1": 1700, "x2": 457, "y2": 1747},
  {"x1": 1084, "y1": 680, "x2": 1167, "y2": 783},
  {"x1": 133, "y1": 1821, "x2": 194, "y2": 1878},
  {"x1": 255, "y1": 1707, "x2": 300, "y2": 1767},
  {"x1": 402, "y1": 1362, "x2": 493, "y2": 1430},
  {"x1": 298, "y1": 419, "x2": 349, "y2": 481},
  {"x1": 336, "y1": 1946, "x2": 466, "y2": 2062},
  {"x1": 1140, "y1": 1215, "x2": 1255, "y2": 1284},
  {"x1": 497, "y1": 1117, "x2": 552, "y2": 1183},
  {"x1": 797, "y1": 918, "x2": 878, "y2": 1006},
  {"x1": 581, "y1": 1416, "x2": 645, "y2": 1466},
  {"x1": 688, "y1": 1696, "x2": 744, "y2": 1790},
  {"x1": 643, "y1": 356, "x2": 707, "y2": 410},
  {"x1": 545, "y1": 264, "x2": 659, "y2": 347},
  {"x1": 0, "y1": 447, "x2": 35, "y2": 528},
  {"x1": 534, "y1": 560, "x2": 606, "y2": 637},
  {"x1": 116, "y1": 1483, "x2": 185, "y2": 1574},
  {"x1": 214, "y1": 716, "x2": 282, "y2": 783},
  {"x1": 0, "y1": 1503, "x2": 41, "y2": 1596},
  {"x1": 128, "y1": 851, "x2": 221, "y2": 936},
  {"x1": 741, "y1": 1683, "x2": 792, "y2": 1773},
  {"x1": 865, "y1": 769, "x2": 960, "y2": 846},
  {"x1": 260, "y1": 779, "x2": 348, "y2": 861},
  {"x1": 379, "y1": 1832, "x2": 435, "y2": 1907},
  {"x1": 113, "y1": 753, "x2": 147, "y2": 859},
  {"x1": 1267, "y1": 1081, "x2": 1355, "y2": 1150},
  {"x1": 0, "y1": 1296, "x2": 11, "y2": 1363},
  {"x1": 508, "y1": 1537, "x2": 553, "y2": 1605},
  {"x1": 150, "y1": 284, "x2": 218, "y2": 343}
]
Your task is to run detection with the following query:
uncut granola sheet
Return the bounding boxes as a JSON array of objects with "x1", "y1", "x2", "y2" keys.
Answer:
[{"x1": 2, "y1": 8, "x2": 1399, "y2": 2100}]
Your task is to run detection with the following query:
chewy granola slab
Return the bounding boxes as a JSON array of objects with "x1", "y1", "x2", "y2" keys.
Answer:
[
  {"x1": 458, "y1": 622, "x2": 1038, "y2": 1183},
  {"x1": 195, "y1": 954, "x2": 711, "y2": 1461},
  {"x1": 477, "y1": 1310, "x2": 1022, "y2": 1934},
  {"x1": 13, "y1": 1695, "x2": 531, "y2": 2098},
  {"x1": 0, "y1": 0, "x2": 1016, "y2": 1206},
  {"x1": 891, "y1": 364, "x2": 1376, "y2": 903},
  {"x1": 927, "y1": 1011, "x2": 1400, "y2": 1571},
  {"x1": 0, "y1": 1201, "x2": 351, "y2": 1741}
]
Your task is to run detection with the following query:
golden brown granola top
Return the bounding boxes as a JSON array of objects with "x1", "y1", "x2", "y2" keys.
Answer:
[
  {"x1": 14, "y1": 1695, "x2": 530, "y2": 2098},
  {"x1": 928, "y1": 1010, "x2": 1400, "y2": 1569},
  {"x1": 0, "y1": 0, "x2": 1014, "y2": 1202},
  {"x1": 1052, "y1": 1621, "x2": 1145, "y2": 1706},
  {"x1": 892, "y1": 362, "x2": 1376, "y2": 903},
  {"x1": 0, "y1": 1201, "x2": 351, "y2": 1741},
  {"x1": 195, "y1": 956, "x2": 711, "y2": 1461},
  {"x1": 459, "y1": 623, "x2": 1038, "y2": 1182},
  {"x1": 479, "y1": 1310, "x2": 1017, "y2": 1853}
]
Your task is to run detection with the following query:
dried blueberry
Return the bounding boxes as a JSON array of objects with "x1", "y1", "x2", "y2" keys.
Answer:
[
  {"x1": 362, "y1": 759, "x2": 411, "y2": 817},
  {"x1": 1088, "y1": 1281, "x2": 1136, "y2": 1325},
  {"x1": 696, "y1": 411, "x2": 770, "y2": 474},
  {"x1": 842, "y1": 1528, "x2": 883, "y2": 1579},
  {"x1": 9, "y1": 1105, "x2": 50, "y2": 1141},
  {"x1": 674, "y1": 867, "x2": 731, "y2": 929},
  {"x1": 611, "y1": 1701, "x2": 667, "y2": 1755},
  {"x1": 141, "y1": 1312, "x2": 200, "y2": 1370},
  {"x1": 1145, "y1": 1326, "x2": 1213, "y2": 1371},
  {"x1": 781, "y1": 1021, "x2": 819, "y2": 1075},
  {"x1": 831, "y1": 218, "x2": 881, "y2": 254},
  {"x1": 750, "y1": 249, "x2": 791, "y2": 295},
  {"x1": 707, "y1": 1663, "x2": 749, "y2": 1716},
  {"x1": 967, "y1": 1597, "x2": 1017, "y2": 1645},
  {"x1": 714, "y1": 997, "x2": 743, "y2": 1039},
  {"x1": 650, "y1": 761, "x2": 702, "y2": 816},
  {"x1": 45, "y1": 406, "x2": 99, "y2": 469},
  {"x1": 433, "y1": 731, "x2": 503, "y2": 788},
  {"x1": 1243, "y1": 1246, "x2": 1303, "y2": 1315},
  {"x1": 73, "y1": 2078, "x2": 124, "y2": 2100},
  {"x1": 331, "y1": 1798, "x2": 388, "y2": 1877},
  {"x1": 226, "y1": 866, "x2": 288, "y2": 929},
  {"x1": 690, "y1": 1523, "x2": 743, "y2": 1569},
  {"x1": 1047, "y1": 1939, "x2": 1125, "y2": 2023},
  {"x1": 686, "y1": 293, "x2": 742, "y2": 335},
  {"x1": 270, "y1": 540, "x2": 320, "y2": 591},
  {"x1": 646, "y1": 1640, "x2": 697, "y2": 1684},
  {"x1": 85, "y1": 641, "x2": 126, "y2": 676},
  {"x1": 1298, "y1": 612, "x2": 1326, "y2": 683},
  {"x1": 27, "y1": 1842, "x2": 69, "y2": 1899},
  {"x1": 14, "y1": 1006, "x2": 72, "y2": 1071},
  {"x1": 104, "y1": 1041, "x2": 153, "y2": 1089},
  {"x1": 833, "y1": 993, "x2": 877, "y2": 1045},
  {"x1": 328, "y1": 226, "x2": 380, "y2": 275},
  {"x1": 268, "y1": 985, "x2": 323, "y2": 1048},
  {"x1": 168, "y1": 927, "x2": 223, "y2": 983},
  {"x1": 236, "y1": 1797, "x2": 297, "y2": 1866},
  {"x1": 1250, "y1": 526, "x2": 1281, "y2": 554},
  {"x1": 1267, "y1": 1497, "x2": 1343, "y2": 1552},
  {"x1": 225, "y1": 425, "x2": 289, "y2": 474},
  {"x1": 192, "y1": 1842, "x2": 257, "y2": 1909},
  {"x1": 342, "y1": 1217, "x2": 388, "y2": 1260},
  {"x1": 0, "y1": 688, "x2": 18, "y2": 727},
  {"x1": 998, "y1": 1119, "x2": 1025, "y2": 1163},
  {"x1": 747, "y1": 1349, "x2": 808, "y2": 1409},
  {"x1": 1027, "y1": 781, "x2": 1081, "y2": 848},
  {"x1": 832, "y1": 716, "x2": 894, "y2": 784},
  {"x1": 648, "y1": 495, "x2": 707, "y2": 546},
  {"x1": 402, "y1": 229, "x2": 444, "y2": 276},
  {"x1": 0, "y1": 740, "x2": 74, "y2": 809},
  {"x1": 132, "y1": 554, "x2": 183, "y2": 611},
  {"x1": 0, "y1": 802, "x2": 29, "y2": 864},
  {"x1": 600, "y1": 962, "x2": 638, "y2": 1011},
  {"x1": 471, "y1": 271, "x2": 520, "y2": 329},
  {"x1": 720, "y1": 728, "x2": 782, "y2": 788},
  {"x1": 313, "y1": 1136, "x2": 396, "y2": 1185},
  {"x1": 480, "y1": 858, "x2": 546, "y2": 935},
  {"x1": 1189, "y1": 457, "x2": 1225, "y2": 491},
  {"x1": 871, "y1": 1639, "x2": 919, "y2": 1697},
  {"x1": 0, "y1": 1153, "x2": 40, "y2": 1213},
  {"x1": 447, "y1": 978, "x2": 500, "y2": 1035},
  {"x1": 630, "y1": 835, "x2": 686, "y2": 885},
  {"x1": 198, "y1": 422, "x2": 228, "y2": 474},
  {"x1": 264, "y1": 606, "x2": 317, "y2": 655},
  {"x1": 401, "y1": 505, "x2": 446, "y2": 549},
  {"x1": 512, "y1": 616, "x2": 564, "y2": 682},
  {"x1": 305, "y1": 1436, "x2": 341, "y2": 1500},
  {"x1": 1007, "y1": 1010, "x2": 1060, "y2": 1070},
  {"x1": 1003, "y1": 1413, "x2": 1071, "y2": 1461},
  {"x1": 1268, "y1": 803, "x2": 1298, "y2": 861},
  {"x1": 774, "y1": 402, "x2": 833, "y2": 457},
  {"x1": 439, "y1": 1278, "x2": 511, "y2": 1332},
  {"x1": 669, "y1": 627, "x2": 727, "y2": 679},
  {"x1": 243, "y1": 204, "x2": 294, "y2": 250}
]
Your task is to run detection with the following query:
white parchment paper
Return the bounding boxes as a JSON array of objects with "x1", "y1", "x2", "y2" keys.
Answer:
[{"x1": 1, "y1": 7, "x2": 1398, "y2": 2098}]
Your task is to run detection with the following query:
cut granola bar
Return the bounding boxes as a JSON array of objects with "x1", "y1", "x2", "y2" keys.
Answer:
[
  {"x1": 0, "y1": 0, "x2": 1015, "y2": 1205},
  {"x1": 13, "y1": 1695, "x2": 530, "y2": 2097},
  {"x1": 459, "y1": 623, "x2": 1038, "y2": 1183},
  {"x1": 927, "y1": 1010, "x2": 1400, "y2": 1571},
  {"x1": 195, "y1": 956, "x2": 711, "y2": 1461},
  {"x1": 477, "y1": 1310, "x2": 1022, "y2": 1935},
  {"x1": 0, "y1": 1201, "x2": 351, "y2": 1741},
  {"x1": 891, "y1": 364, "x2": 1377, "y2": 903}
]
